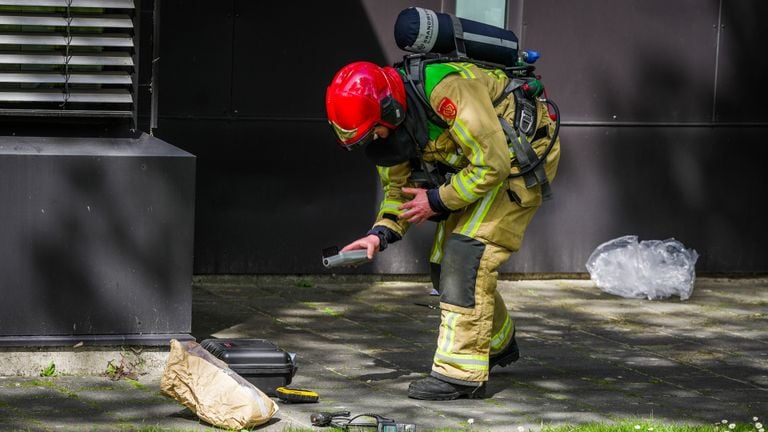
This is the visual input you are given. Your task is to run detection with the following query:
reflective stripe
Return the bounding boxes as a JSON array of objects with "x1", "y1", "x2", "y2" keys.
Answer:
[
  {"x1": 491, "y1": 314, "x2": 513, "y2": 350},
  {"x1": 439, "y1": 312, "x2": 460, "y2": 353},
  {"x1": 377, "y1": 166, "x2": 390, "y2": 185},
  {"x1": 434, "y1": 350, "x2": 489, "y2": 371},
  {"x1": 445, "y1": 153, "x2": 461, "y2": 165},
  {"x1": 435, "y1": 311, "x2": 489, "y2": 371},
  {"x1": 451, "y1": 118, "x2": 487, "y2": 202},
  {"x1": 459, "y1": 183, "x2": 502, "y2": 237},
  {"x1": 429, "y1": 221, "x2": 446, "y2": 263},
  {"x1": 435, "y1": 349, "x2": 488, "y2": 364},
  {"x1": 446, "y1": 63, "x2": 475, "y2": 79},
  {"x1": 482, "y1": 68, "x2": 507, "y2": 83},
  {"x1": 377, "y1": 199, "x2": 404, "y2": 218},
  {"x1": 452, "y1": 168, "x2": 484, "y2": 202},
  {"x1": 376, "y1": 166, "x2": 405, "y2": 218},
  {"x1": 454, "y1": 119, "x2": 486, "y2": 172}
]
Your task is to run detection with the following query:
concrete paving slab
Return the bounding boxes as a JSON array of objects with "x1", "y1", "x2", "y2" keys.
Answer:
[{"x1": 0, "y1": 276, "x2": 766, "y2": 431}]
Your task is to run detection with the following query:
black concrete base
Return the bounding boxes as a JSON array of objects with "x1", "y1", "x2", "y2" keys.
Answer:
[
  {"x1": 0, "y1": 334, "x2": 195, "y2": 347},
  {"x1": 0, "y1": 133, "x2": 195, "y2": 346}
]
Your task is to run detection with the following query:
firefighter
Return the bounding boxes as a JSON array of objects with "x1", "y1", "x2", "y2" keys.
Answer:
[{"x1": 325, "y1": 60, "x2": 560, "y2": 400}]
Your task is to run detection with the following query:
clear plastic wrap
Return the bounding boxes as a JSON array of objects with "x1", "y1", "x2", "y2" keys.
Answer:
[{"x1": 585, "y1": 235, "x2": 699, "y2": 300}]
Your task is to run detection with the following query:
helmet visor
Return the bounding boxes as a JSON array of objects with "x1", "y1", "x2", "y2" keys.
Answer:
[{"x1": 329, "y1": 121, "x2": 376, "y2": 151}]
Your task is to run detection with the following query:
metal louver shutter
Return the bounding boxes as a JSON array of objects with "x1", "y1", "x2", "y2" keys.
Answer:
[{"x1": 0, "y1": 0, "x2": 136, "y2": 119}]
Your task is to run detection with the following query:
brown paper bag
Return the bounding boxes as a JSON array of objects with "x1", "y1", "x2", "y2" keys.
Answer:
[{"x1": 160, "y1": 339, "x2": 279, "y2": 429}]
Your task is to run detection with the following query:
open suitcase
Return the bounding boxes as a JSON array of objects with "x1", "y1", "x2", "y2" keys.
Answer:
[{"x1": 200, "y1": 338, "x2": 297, "y2": 396}]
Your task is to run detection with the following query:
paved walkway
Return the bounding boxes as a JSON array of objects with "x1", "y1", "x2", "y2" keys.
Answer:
[{"x1": 0, "y1": 276, "x2": 766, "y2": 431}]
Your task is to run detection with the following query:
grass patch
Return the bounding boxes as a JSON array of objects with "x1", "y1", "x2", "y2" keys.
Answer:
[
  {"x1": 322, "y1": 306, "x2": 344, "y2": 318},
  {"x1": 372, "y1": 303, "x2": 395, "y2": 312},
  {"x1": 270, "y1": 418, "x2": 765, "y2": 432},
  {"x1": 294, "y1": 277, "x2": 315, "y2": 288},
  {"x1": 303, "y1": 301, "x2": 345, "y2": 318},
  {"x1": 124, "y1": 378, "x2": 148, "y2": 390},
  {"x1": 116, "y1": 427, "x2": 213, "y2": 432},
  {"x1": 540, "y1": 419, "x2": 762, "y2": 432},
  {"x1": 115, "y1": 426, "x2": 345, "y2": 432},
  {"x1": 66, "y1": 418, "x2": 768, "y2": 432},
  {"x1": 19, "y1": 379, "x2": 55, "y2": 388}
]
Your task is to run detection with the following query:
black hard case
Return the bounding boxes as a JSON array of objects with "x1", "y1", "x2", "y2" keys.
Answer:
[{"x1": 200, "y1": 338, "x2": 296, "y2": 396}]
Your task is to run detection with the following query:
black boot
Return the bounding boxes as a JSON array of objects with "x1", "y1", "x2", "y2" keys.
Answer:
[
  {"x1": 489, "y1": 333, "x2": 520, "y2": 369},
  {"x1": 407, "y1": 376, "x2": 485, "y2": 400}
]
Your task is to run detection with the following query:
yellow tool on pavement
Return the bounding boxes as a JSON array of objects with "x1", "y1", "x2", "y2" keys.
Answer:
[{"x1": 275, "y1": 386, "x2": 319, "y2": 403}]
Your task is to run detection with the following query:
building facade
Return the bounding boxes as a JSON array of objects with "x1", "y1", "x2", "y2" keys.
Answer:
[{"x1": 156, "y1": 0, "x2": 768, "y2": 275}]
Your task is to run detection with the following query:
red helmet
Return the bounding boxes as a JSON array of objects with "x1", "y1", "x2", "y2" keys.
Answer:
[{"x1": 326, "y1": 61, "x2": 407, "y2": 150}]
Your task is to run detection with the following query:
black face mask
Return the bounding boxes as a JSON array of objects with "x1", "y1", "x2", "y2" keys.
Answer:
[{"x1": 364, "y1": 79, "x2": 430, "y2": 167}]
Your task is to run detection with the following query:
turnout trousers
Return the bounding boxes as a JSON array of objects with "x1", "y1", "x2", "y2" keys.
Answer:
[{"x1": 428, "y1": 140, "x2": 560, "y2": 385}]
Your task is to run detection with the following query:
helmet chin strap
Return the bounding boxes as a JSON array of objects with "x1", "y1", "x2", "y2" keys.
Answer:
[{"x1": 379, "y1": 94, "x2": 406, "y2": 128}]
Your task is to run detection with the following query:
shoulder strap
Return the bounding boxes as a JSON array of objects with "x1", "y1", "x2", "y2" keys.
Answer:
[
  {"x1": 513, "y1": 87, "x2": 538, "y2": 136},
  {"x1": 493, "y1": 77, "x2": 538, "y2": 136},
  {"x1": 499, "y1": 116, "x2": 552, "y2": 200},
  {"x1": 402, "y1": 56, "x2": 450, "y2": 130}
]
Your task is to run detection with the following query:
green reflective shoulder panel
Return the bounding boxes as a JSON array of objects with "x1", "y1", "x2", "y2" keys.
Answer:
[
  {"x1": 424, "y1": 63, "x2": 460, "y2": 99},
  {"x1": 424, "y1": 63, "x2": 460, "y2": 140}
]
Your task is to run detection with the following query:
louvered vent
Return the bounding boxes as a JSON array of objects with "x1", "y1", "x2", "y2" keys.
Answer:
[{"x1": 0, "y1": 0, "x2": 136, "y2": 120}]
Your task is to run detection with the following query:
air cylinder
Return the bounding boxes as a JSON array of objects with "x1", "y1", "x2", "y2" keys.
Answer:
[{"x1": 394, "y1": 7, "x2": 519, "y2": 66}]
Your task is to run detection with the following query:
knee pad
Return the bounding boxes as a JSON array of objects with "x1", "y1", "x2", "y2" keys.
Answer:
[{"x1": 439, "y1": 234, "x2": 486, "y2": 308}]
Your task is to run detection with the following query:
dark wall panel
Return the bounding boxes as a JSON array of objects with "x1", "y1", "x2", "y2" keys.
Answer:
[
  {"x1": 156, "y1": 1, "x2": 768, "y2": 274},
  {"x1": 231, "y1": 1, "x2": 389, "y2": 117},
  {"x1": 156, "y1": 0, "x2": 392, "y2": 274},
  {"x1": 343, "y1": 126, "x2": 768, "y2": 274},
  {"x1": 523, "y1": 0, "x2": 720, "y2": 123},
  {"x1": 508, "y1": 126, "x2": 768, "y2": 273},
  {"x1": 159, "y1": 0, "x2": 234, "y2": 116},
  {"x1": 157, "y1": 118, "x2": 380, "y2": 273},
  {"x1": 715, "y1": 1, "x2": 768, "y2": 122}
]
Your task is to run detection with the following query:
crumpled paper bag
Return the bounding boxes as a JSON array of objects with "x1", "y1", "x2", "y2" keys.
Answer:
[{"x1": 160, "y1": 339, "x2": 278, "y2": 429}]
